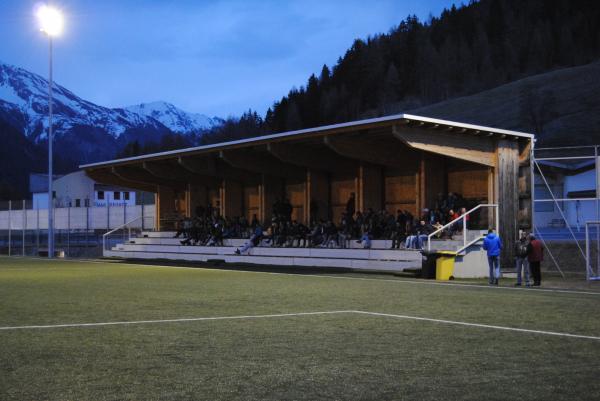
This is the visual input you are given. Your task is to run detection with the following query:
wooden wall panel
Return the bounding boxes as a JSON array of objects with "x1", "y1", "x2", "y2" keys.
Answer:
[
  {"x1": 285, "y1": 180, "x2": 306, "y2": 223},
  {"x1": 359, "y1": 164, "x2": 383, "y2": 212},
  {"x1": 261, "y1": 175, "x2": 282, "y2": 223},
  {"x1": 157, "y1": 185, "x2": 185, "y2": 230},
  {"x1": 208, "y1": 187, "x2": 221, "y2": 216},
  {"x1": 307, "y1": 170, "x2": 329, "y2": 223},
  {"x1": 447, "y1": 165, "x2": 489, "y2": 200},
  {"x1": 188, "y1": 184, "x2": 207, "y2": 217},
  {"x1": 223, "y1": 180, "x2": 243, "y2": 218},
  {"x1": 244, "y1": 184, "x2": 260, "y2": 221},
  {"x1": 384, "y1": 169, "x2": 417, "y2": 215},
  {"x1": 331, "y1": 173, "x2": 356, "y2": 223}
]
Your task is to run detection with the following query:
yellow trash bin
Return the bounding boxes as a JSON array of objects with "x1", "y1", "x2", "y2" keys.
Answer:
[{"x1": 436, "y1": 251, "x2": 457, "y2": 281}]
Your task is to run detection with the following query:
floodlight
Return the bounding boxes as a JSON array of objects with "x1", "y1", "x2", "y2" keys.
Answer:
[{"x1": 37, "y1": 5, "x2": 63, "y2": 37}]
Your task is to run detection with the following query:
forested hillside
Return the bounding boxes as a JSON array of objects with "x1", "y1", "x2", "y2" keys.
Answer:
[{"x1": 191, "y1": 0, "x2": 600, "y2": 147}]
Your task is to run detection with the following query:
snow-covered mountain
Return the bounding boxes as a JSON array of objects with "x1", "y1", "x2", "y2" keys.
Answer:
[
  {"x1": 0, "y1": 62, "x2": 220, "y2": 144},
  {"x1": 0, "y1": 61, "x2": 222, "y2": 166},
  {"x1": 0, "y1": 62, "x2": 159, "y2": 142},
  {"x1": 125, "y1": 101, "x2": 222, "y2": 134}
]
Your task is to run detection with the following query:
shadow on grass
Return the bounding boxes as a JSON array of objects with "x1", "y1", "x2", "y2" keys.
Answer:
[{"x1": 105, "y1": 257, "x2": 421, "y2": 279}]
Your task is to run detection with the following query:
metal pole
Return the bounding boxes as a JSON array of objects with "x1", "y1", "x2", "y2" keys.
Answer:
[
  {"x1": 67, "y1": 205, "x2": 70, "y2": 257},
  {"x1": 22, "y1": 200, "x2": 26, "y2": 256},
  {"x1": 36, "y1": 206, "x2": 40, "y2": 255},
  {"x1": 586, "y1": 222, "x2": 590, "y2": 280},
  {"x1": 530, "y1": 138, "x2": 536, "y2": 234},
  {"x1": 48, "y1": 36, "x2": 54, "y2": 259},
  {"x1": 8, "y1": 200, "x2": 11, "y2": 257},
  {"x1": 594, "y1": 146, "x2": 600, "y2": 276},
  {"x1": 462, "y1": 214, "x2": 467, "y2": 249}
]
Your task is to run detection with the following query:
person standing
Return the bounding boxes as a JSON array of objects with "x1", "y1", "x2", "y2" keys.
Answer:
[
  {"x1": 483, "y1": 229, "x2": 502, "y2": 285},
  {"x1": 514, "y1": 232, "x2": 530, "y2": 287},
  {"x1": 527, "y1": 234, "x2": 544, "y2": 286},
  {"x1": 346, "y1": 193, "x2": 356, "y2": 219}
]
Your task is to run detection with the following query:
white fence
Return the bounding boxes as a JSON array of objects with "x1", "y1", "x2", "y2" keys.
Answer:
[{"x1": 0, "y1": 204, "x2": 155, "y2": 231}]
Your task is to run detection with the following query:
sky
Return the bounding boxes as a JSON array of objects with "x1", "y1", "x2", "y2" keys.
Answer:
[{"x1": 0, "y1": 0, "x2": 456, "y2": 118}]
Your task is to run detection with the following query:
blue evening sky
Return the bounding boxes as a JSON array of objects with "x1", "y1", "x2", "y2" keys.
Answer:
[{"x1": 0, "y1": 0, "x2": 456, "y2": 117}]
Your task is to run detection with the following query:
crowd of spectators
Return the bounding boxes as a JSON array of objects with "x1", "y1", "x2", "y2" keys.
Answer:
[{"x1": 174, "y1": 192, "x2": 473, "y2": 252}]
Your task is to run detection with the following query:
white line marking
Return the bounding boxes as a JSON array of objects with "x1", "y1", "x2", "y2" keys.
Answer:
[
  {"x1": 1, "y1": 309, "x2": 599, "y2": 341},
  {"x1": 352, "y1": 310, "x2": 600, "y2": 341},
  {"x1": 0, "y1": 310, "x2": 352, "y2": 331}
]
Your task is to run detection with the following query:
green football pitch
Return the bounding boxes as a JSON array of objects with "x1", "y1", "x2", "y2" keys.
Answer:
[{"x1": 1, "y1": 257, "x2": 600, "y2": 401}]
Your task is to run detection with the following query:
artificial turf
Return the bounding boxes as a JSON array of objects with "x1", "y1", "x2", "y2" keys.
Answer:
[{"x1": 1, "y1": 257, "x2": 600, "y2": 400}]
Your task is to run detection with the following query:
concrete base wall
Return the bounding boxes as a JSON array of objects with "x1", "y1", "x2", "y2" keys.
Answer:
[{"x1": 454, "y1": 245, "x2": 489, "y2": 278}]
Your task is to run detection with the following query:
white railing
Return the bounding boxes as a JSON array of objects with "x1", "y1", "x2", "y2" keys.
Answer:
[
  {"x1": 102, "y1": 216, "x2": 144, "y2": 252},
  {"x1": 426, "y1": 204, "x2": 499, "y2": 253}
]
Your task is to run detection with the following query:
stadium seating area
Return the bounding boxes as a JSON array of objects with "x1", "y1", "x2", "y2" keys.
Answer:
[{"x1": 105, "y1": 231, "x2": 469, "y2": 272}]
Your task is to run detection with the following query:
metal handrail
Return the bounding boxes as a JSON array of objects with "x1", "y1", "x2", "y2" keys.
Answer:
[
  {"x1": 102, "y1": 216, "x2": 143, "y2": 251},
  {"x1": 426, "y1": 203, "x2": 498, "y2": 252}
]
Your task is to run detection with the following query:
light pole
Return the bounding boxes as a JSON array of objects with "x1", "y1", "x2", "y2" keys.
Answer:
[{"x1": 37, "y1": 5, "x2": 63, "y2": 258}]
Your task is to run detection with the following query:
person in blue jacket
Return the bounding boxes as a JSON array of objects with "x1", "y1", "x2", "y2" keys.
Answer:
[{"x1": 483, "y1": 228, "x2": 502, "y2": 285}]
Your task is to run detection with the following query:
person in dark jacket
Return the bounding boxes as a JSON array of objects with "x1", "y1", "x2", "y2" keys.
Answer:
[
  {"x1": 514, "y1": 232, "x2": 530, "y2": 286},
  {"x1": 483, "y1": 229, "x2": 502, "y2": 285},
  {"x1": 346, "y1": 193, "x2": 356, "y2": 219},
  {"x1": 527, "y1": 234, "x2": 544, "y2": 286}
]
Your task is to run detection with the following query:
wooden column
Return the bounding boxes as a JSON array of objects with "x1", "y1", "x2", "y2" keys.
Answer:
[{"x1": 496, "y1": 140, "x2": 520, "y2": 268}]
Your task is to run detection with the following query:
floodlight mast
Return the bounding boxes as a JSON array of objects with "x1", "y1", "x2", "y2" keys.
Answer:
[{"x1": 37, "y1": 5, "x2": 63, "y2": 259}]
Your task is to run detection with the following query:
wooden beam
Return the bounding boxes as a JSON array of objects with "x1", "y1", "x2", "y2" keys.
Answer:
[
  {"x1": 393, "y1": 125, "x2": 496, "y2": 167},
  {"x1": 85, "y1": 169, "x2": 156, "y2": 192},
  {"x1": 323, "y1": 134, "x2": 417, "y2": 168},
  {"x1": 267, "y1": 142, "x2": 357, "y2": 173},
  {"x1": 178, "y1": 155, "x2": 257, "y2": 183},
  {"x1": 219, "y1": 149, "x2": 305, "y2": 180},
  {"x1": 112, "y1": 166, "x2": 185, "y2": 189},
  {"x1": 143, "y1": 161, "x2": 220, "y2": 187},
  {"x1": 496, "y1": 140, "x2": 520, "y2": 269}
]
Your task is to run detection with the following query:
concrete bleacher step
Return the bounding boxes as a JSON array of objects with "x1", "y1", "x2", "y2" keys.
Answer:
[
  {"x1": 105, "y1": 248, "x2": 419, "y2": 272},
  {"x1": 113, "y1": 243, "x2": 421, "y2": 262},
  {"x1": 108, "y1": 232, "x2": 427, "y2": 272},
  {"x1": 136, "y1": 232, "x2": 463, "y2": 250}
]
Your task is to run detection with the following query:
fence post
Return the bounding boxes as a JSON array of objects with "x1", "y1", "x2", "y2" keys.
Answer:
[
  {"x1": 8, "y1": 200, "x2": 11, "y2": 257},
  {"x1": 67, "y1": 206, "x2": 70, "y2": 257},
  {"x1": 36, "y1": 205, "x2": 40, "y2": 255},
  {"x1": 22, "y1": 200, "x2": 26, "y2": 256},
  {"x1": 141, "y1": 196, "x2": 145, "y2": 231},
  {"x1": 85, "y1": 205, "x2": 89, "y2": 254}
]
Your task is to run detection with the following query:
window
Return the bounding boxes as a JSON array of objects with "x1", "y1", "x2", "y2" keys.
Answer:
[
  {"x1": 124, "y1": 191, "x2": 130, "y2": 201},
  {"x1": 52, "y1": 191, "x2": 56, "y2": 199},
  {"x1": 75, "y1": 199, "x2": 81, "y2": 207},
  {"x1": 114, "y1": 191, "x2": 121, "y2": 200},
  {"x1": 84, "y1": 199, "x2": 90, "y2": 207},
  {"x1": 98, "y1": 191, "x2": 105, "y2": 200}
]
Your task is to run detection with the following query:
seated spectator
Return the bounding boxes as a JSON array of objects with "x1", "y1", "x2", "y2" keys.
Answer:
[
  {"x1": 358, "y1": 231, "x2": 372, "y2": 249},
  {"x1": 235, "y1": 226, "x2": 263, "y2": 255},
  {"x1": 174, "y1": 217, "x2": 192, "y2": 239}
]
